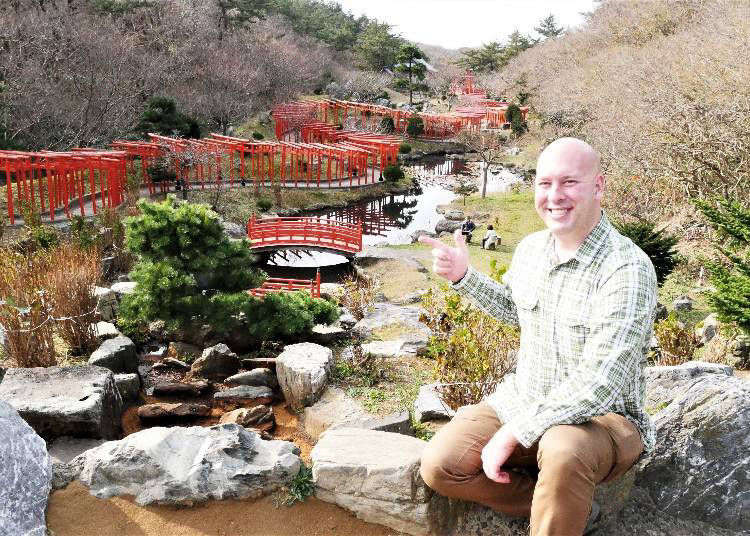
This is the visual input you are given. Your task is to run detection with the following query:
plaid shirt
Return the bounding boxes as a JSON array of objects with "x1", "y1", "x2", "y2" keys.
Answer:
[{"x1": 454, "y1": 213, "x2": 657, "y2": 451}]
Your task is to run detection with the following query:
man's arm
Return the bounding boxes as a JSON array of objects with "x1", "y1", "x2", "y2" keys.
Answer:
[
  {"x1": 419, "y1": 230, "x2": 519, "y2": 327},
  {"x1": 505, "y1": 260, "x2": 657, "y2": 448}
]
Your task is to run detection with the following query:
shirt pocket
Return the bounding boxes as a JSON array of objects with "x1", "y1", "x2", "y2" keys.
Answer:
[
  {"x1": 559, "y1": 311, "x2": 590, "y2": 364},
  {"x1": 513, "y1": 282, "x2": 539, "y2": 329}
]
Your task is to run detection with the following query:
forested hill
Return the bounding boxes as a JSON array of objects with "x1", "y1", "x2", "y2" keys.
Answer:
[{"x1": 0, "y1": 0, "x2": 407, "y2": 151}]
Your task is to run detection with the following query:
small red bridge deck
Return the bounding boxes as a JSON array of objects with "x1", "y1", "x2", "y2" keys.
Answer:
[{"x1": 246, "y1": 215, "x2": 362, "y2": 255}]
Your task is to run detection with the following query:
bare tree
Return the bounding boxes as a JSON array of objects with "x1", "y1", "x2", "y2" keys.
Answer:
[{"x1": 456, "y1": 130, "x2": 507, "y2": 198}]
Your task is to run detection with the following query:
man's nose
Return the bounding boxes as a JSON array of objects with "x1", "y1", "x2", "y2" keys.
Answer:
[{"x1": 548, "y1": 182, "x2": 566, "y2": 203}]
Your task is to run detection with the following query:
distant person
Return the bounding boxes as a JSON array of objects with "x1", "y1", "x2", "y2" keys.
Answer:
[
  {"x1": 418, "y1": 138, "x2": 657, "y2": 535},
  {"x1": 482, "y1": 225, "x2": 499, "y2": 250},
  {"x1": 461, "y1": 216, "x2": 476, "y2": 243}
]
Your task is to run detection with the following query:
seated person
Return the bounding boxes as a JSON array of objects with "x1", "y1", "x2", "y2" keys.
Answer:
[
  {"x1": 461, "y1": 216, "x2": 476, "y2": 243},
  {"x1": 482, "y1": 225, "x2": 500, "y2": 250}
]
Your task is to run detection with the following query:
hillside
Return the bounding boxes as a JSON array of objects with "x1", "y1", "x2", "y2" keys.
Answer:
[{"x1": 483, "y1": 0, "x2": 750, "y2": 224}]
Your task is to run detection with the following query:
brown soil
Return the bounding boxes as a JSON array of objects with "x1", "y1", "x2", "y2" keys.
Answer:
[{"x1": 47, "y1": 481, "x2": 403, "y2": 536}]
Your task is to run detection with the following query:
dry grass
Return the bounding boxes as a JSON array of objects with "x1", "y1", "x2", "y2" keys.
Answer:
[
  {"x1": 0, "y1": 249, "x2": 57, "y2": 367},
  {"x1": 46, "y1": 243, "x2": 102, "y2": 353},
  {"x1": 339, "y1": 273, "x2": 381, "y2": 321}
]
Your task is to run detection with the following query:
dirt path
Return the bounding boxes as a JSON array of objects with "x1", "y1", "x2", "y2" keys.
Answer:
[{"x1": 47, "y1": 481, "x2": 402, "y2": 536}]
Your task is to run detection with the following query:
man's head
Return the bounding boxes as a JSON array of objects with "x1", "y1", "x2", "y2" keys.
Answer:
[{"x1": 534, "y1": 138, "x2": 604, "y2": 248}]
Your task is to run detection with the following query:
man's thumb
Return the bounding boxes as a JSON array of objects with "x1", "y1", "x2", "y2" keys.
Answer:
[{"x1": 453, "y1": 229, "x2": 468, "y2": 252}]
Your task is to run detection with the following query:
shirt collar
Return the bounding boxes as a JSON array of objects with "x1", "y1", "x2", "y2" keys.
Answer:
[{"x1": 545, "y1": 212, "x2": 612, "y2": 269}]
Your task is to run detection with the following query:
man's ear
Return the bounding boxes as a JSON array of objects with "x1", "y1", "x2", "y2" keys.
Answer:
[{"x1": 594, "y1": 173, "x2": 605, "y2": 200}]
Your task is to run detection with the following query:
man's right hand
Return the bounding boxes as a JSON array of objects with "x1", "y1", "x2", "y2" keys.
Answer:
[{"x1": 419, "y1": 229, "x2": 469, "y2": 283}]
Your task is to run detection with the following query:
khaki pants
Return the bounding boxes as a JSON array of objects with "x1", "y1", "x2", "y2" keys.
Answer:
[{"x1": 420, "y1": 402, "x2": 643, "y2": 536}]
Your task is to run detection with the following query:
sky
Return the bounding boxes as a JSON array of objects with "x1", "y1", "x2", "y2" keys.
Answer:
[{"x1": 332, "y1": 0, "x2": 600, "y2": 49}]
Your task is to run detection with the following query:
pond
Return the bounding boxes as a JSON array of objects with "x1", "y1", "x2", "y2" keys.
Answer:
[{"x1": 263, "y1": 156, "x2": 523, "y2": 279}]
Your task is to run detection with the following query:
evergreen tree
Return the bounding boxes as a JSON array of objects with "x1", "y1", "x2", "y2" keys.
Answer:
[
  {"x1": 354, "y1": 21, "x2": 403, "y2": 71},
  {"x1": 613, "y1": 219, "x2": 679, "y2": 286},
  {"x1": 694, "y1": 198, "x2": 750, "y2": 334},
  {"x1": 137, "y1": 97, "x2": 201, "y2": 139},
  {"x1": 457, "y1": 42, "x2": 505, "y2": 73},
  {"x1": 394, "y1": 44, "x2": 429, "y2": 105},
  {"x1": 534, "y1": 14, "x2": 564, "y2": 38}
]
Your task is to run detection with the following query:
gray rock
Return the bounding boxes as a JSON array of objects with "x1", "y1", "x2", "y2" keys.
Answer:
[
  {"x1": 637, "y1": 374, "x2": 750, "y2": 530},
  {"x1": 304, "y1": 387, "x2": 413, "y2": 441},
  {"x1": 0, "y1": 365, "x2": 5, "y2": 385},
  {"x1": 353, "y1": 303, "x2": 431, "y2": 357},
  {"x1": 696, "y1": 313, "x2": 720, "y2": 345},
  {"x1": 311, "y1": 324, "x2": 348, "y2": 344},
  {"x1": 219, "y1": 406, "x2": 274, "y2": 427},
  {"x1": 0, "y1": 366, "x2": 123, "y2": 440},
  {"x1": 312, "y1": 428, "x2": 431, "y2": 536},
  {"x1": 110, "y1": 281, "x2": 137, "y2": 298},
  {"x1": 336, "y1": 309, "x2": 358, "y2": 330},
  {"x1": 137, "y1": 402, "x2": 211, "y2": 421},
  {"x1": 88, "y1": 335, "x2": 138, "y2": 374},
  {"x1": 92, "y1": 321, "x2": 121, "y2": 340},
  {"x1": 672, "y1": 295, "x2": 693, "y2": 312},
  {"x1": 222, "y1": 221, "x2": 246, "y2": 239},
  {"x1": 153, "y1": 357, "x2": 190, "y2": 371},
  {"x1": 434, "y1": 218, "x2": 463, "y2": 234},
  {"x1": 190, "y1": 343, "x2": 240, "y2": 381},
  {"x1": 396, "y1": 289, "x2": 428, "y2": 305},
  {"x1": 49, "y1": 436, "x2": 107, "y2": 490},
  {"x1": 644, "y1": 360, "x2": 734, "y2": 412},
  {"x1": 101, "y1": 256, "x2": 115, "y2": 276},
  {"x1": 148, "y1": 320, "x2": 168, "y2": 341},
  {"x1": 414, "y1": 383, "x2": 456, "y2": 423},
  {"x1": 410, "y1": 229, "x2": 436, "y2": 243},
  {"x1": 225, "y1": 368, "x2": 278, "y2": 389},
  {"x1": 0, "y1": 400, "x2": 52, "y2": 536},
  {"x1": 76, "y1": 424, "x2": 301, "y2": 506},
  {"x1": 94, "y1": 286, "x2": 118, "y2": 321},
  {"x1": 654, "y1": 302, "x2": 668, "y2": 322},
  {"x1": 114, "y1": 373, "x2": 140, "y2": 402},
  {"x1": 276, "y1": 342, "x2": 333, "y2": 409},
  {"x1": 152, "y1": 381, "x2": 210, "y2": 398},
  {"x1": 116, "y1": 274, "x2": 131, "y2": 283},
  {"x1": 213, "y1": 385, "x2": 274, "y2": 406}
]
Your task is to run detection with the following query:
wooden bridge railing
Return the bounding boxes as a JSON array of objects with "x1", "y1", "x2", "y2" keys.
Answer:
[{"x1": 246, "y1": 215, "x2": 362, "y2": 254}]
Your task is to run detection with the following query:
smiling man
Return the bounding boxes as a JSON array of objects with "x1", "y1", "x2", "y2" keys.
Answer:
[{"x1": 418, "y1": 138, "x2": 657, "y2": 535}]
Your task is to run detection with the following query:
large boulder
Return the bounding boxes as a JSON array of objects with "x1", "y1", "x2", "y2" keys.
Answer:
[
  {"x1": 88, "y1": 335, "x2": 138, "y2": 374},
  {"x1": 352, "y1": 303, "x2": 431, "y2": 357},
  {"x1": 312, "y1": 428, "x2": 432, "y2": 536},
  {"x1": 414, "y1": 383, "x2": 456, "y2": 423},
  {"x1": 94, "y1": 286, "x2": 118, "y2": 321},
  {"x1": 190, "y1": 343, "x2": 241, "y2": 381},
  {"x1": 48, "y1": 436, "x2": 107, "y2": 490},
  {"x1": 643, "y1": 360, "x2": 733, "y2": 412},
  {"x1": 637, "y1": 372, "x2": 750, "y2": 531},
  {"x1": 0, "y1": 400, "x2": 52, "y2": 536},
  {"x1": 76, "y1": 424, "x2": 301, "y2": 506},
  {"x1": 114, "y1": 373, "x2": 140, "y2": 402},
  {"x1": 0, "y1": 366, "x2": 123, "y2": 440},
  {"x1": 304, "y1": 387, "x2": 413, "y2": 441},
  {"x1": 434, "y1": 218, "x2": 463, "y2": 234},
  {"x1": 110, "y1": 281, "x2": 137, "y2": 298},
  {"x1": 276, "y1": 342, "x2": 333, "y2": 409},
  {"x1": 225, "y1": 368, "x2": 278, "y2": 389}
]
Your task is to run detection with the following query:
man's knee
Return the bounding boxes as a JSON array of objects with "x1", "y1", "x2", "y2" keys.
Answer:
[
  {"x1": 420, "y1": 439, "x2": 455, "y2": 492},
  {"x1": 537, "y1": 424, "x2": 610, "y2": 484}
]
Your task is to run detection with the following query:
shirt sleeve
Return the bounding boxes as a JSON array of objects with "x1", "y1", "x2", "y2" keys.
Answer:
[
  {"x1": 452, "y1": 266, "x2": 519, "y2": 327},
  {"x1": 506, "y1": 260, "x2": 657, "y2": 447}
]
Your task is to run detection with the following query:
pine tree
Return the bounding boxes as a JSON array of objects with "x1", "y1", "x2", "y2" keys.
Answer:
[
  {"x1": 613, "y1": 219, "x2": 679, "y2": 286},
  {"x1": 694, "y1": 198, "x2": 750, "y2": 334},
  {"x1": 394, "y1": 44, "x2": 429, "y2": 105},
  {"x1": 534, "y1": 14, "x2": 564, "y2": 39}
]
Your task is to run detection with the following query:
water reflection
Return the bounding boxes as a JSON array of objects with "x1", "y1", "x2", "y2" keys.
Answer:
[{"x1": 410, "y1": 157, "x2": 469, "y2": 180}]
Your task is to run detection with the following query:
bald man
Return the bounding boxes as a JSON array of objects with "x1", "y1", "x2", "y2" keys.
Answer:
[{"x1": 419, "y1": 138, "x2": 657, "y2": 535}]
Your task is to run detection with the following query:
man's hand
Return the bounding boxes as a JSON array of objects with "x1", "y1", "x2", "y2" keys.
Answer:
[
  {"x1": 481, "y1": 426, "x2": 520, "y2": 483},
  {"x1": 419, "y1": 229, "x2": 469, "y2": 283}
]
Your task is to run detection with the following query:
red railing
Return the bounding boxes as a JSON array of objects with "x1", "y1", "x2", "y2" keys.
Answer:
[
  {"x1": 247, "y1": 215, "x2": 362, "y2": 254},
  {"x1": 249, "y1": 271, "x2": 321, "y2": 298}
]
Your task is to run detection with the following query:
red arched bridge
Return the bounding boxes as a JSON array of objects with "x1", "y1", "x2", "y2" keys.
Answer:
[{"x1": 246, "y1": 215, "x2": 362, "y2": 256}]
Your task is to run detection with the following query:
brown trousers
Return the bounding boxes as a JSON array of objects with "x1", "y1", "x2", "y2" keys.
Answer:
[{"x1": 420, "y1": 402, "x2": 643, "y2": 536}]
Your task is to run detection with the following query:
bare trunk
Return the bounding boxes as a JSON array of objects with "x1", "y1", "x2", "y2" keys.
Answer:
[{"x1": 482, "y1": 163, "x2": 488, "y2": 198}]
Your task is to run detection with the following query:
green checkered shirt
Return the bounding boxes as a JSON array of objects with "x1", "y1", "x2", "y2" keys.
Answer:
[{"x1": 454, "y1": 213, "x2": 657, "y2": 451}]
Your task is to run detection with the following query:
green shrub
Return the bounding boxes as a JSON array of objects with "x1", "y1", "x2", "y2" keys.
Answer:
[
  {"x1": 615, "y1": 220, "x2": 678, "y2": 277},
  {"x1": 243, "y1": 291, "x2": 339, "y2": 342},
  {"x1": 406, "y1": 117, "x2": 424, "y2": 137},
  {"x1": 505, "y1": 103, "x2": 528, "y2": 137},
  {"x1": 380, "y1": 117, "x2": 395, "y2": 134},
  {"x1": 252, "y1": 131, "x2": 264, "y2": 140},
  {"x1": 137, "y1": 96, "x2": 200, "y2": 139},
  {"x1": 613, "y1": 219, "x2": 679, "y2": 286},
  {"x1": 70, "y1": 216, "x2": 99, "y2": 250},
  {"x1": 420, "y1": 286, "x2": 518, "y2": 410},
  {"x1": 256, "y1": 197, "x2": 273, "y2": 212},
  {"x1": 398, "y1": 143, "x2": 412, "y2": 154},
  {"x1": 489, "y1": 260, "x2": 508, "y2": 282},
  {"x1": 146, "y1": 158, "x2": 177, "y2": 183},
  {"x1": 383, "y1": 164, "x2": 405, "y2": 182},
  {"x1": 653, "y1": 312, "x2": 699, "y2": 365},
  {"x1": 694, "y1": 198, "x2": 750, "y2": 334},
  {"x1": 277, "y1": 463, "x2": 315, "y2": 506},
  {"x1": 29, "y1": 226, "x2": 60, "y2": 250}
]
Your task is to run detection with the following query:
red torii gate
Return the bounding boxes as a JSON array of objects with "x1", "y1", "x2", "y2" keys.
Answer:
[{"x1": 1, "y1": 149, "x2": 126, "y2": 224}]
